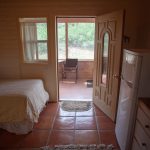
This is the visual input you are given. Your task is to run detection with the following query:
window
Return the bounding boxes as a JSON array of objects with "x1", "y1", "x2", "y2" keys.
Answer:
[
  {"x1": 57, "y1": 18, "x2": 95, "y2": 60},
  {"x1": 19, "y1": 18, "x2": 48, "y2": 62},
  {"x1": 68, "y1": 23, "x2": 95, "y2": 60}
]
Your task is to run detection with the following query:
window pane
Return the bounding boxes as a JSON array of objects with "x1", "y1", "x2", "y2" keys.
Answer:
[
  {"x1": 36, "y1": 23, "x2": 47, "y2": 40},
  {"x1": 68, "y1": 23, "x2": 95, "y2": 59},
  {"x1": 58, "y1": 23, "x2": 66, "y2": 60},
  {"x1": 26, "y1": 42, "x2": 37, "y2": 60},
  {"x1": 38, "y1": 43, "x2": 48, "y2": 60}
]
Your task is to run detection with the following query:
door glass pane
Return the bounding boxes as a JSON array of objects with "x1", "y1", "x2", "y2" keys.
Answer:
[{"x1": 101, "y1": 32, "x2": 109, "y2": 84}]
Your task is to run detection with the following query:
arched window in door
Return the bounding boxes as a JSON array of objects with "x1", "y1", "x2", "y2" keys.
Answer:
[{"x1": 101, "y1": 32, "x2": 109, "y2": 84}]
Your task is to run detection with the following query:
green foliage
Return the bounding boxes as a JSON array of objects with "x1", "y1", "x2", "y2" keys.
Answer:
[
  {"x1": 35, "y1": 22, "x2": 95, "y2": 59},
  {"x1": 58, "y1": 23, "x2": 66, "y2": 44},
  {"x1": 68, "y1": 23, "x2": 95, "y2": 49},
  {"x1": 36, "y1": 23, "x2": 48, "y2": 57},
  {"x1": 36, "y1": 23, "x2": 47, "y2": 40},
  {"x1": 58, "y1": 23, "x2": 95, "y2": 50}
]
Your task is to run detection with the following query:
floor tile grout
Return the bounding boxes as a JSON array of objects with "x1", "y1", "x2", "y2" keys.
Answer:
[{"x1": 46, "y1": 103, "x2": 60, "y2": 146}]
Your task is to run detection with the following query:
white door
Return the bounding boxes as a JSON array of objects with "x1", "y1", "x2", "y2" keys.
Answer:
[{"x1": 93, "y1": 10, "x2": 124, "y2": 121}]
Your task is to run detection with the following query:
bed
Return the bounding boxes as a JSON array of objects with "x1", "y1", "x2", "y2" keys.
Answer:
[{"x1": 0, "y1": 79, "x2": 49, "y2": 134}]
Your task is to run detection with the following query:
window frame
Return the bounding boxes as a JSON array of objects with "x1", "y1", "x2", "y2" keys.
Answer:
[{"x1": 19, "y1": 18, "x2": 49, "y2": 64}]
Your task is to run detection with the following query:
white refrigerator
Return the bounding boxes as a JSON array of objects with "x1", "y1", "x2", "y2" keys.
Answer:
[{"x1": 115, "y1": 49, "x2": 150, "y2": 150}]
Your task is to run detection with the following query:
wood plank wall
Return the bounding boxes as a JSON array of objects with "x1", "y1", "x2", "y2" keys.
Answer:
[
  {"x1": 0, "y1": 0, "x2": 144, "y2": 101},
  {"x1": 136, "y1": 1, "x2": 150, "y2": 49}
]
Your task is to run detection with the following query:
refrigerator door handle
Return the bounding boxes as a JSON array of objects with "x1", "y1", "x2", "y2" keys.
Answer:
[
  {"x1": 125, "y1": 80, "x2": 133, "y2": 88},
  {"x1": 121, "y1": 74, "x2": 124, "y2": 80},
  {"x1": 121, "y1": 74, "x2": 133, "y2": 88}
]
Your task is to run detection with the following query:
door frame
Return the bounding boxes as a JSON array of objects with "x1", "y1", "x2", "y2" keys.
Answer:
[{"x1": 56, "y1": 16, "x2": 96, "y2": 101}]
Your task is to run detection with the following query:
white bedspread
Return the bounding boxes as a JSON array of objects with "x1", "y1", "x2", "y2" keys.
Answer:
[{"x1": 0, "y1": 79, "x2": 49, "y2": 134}]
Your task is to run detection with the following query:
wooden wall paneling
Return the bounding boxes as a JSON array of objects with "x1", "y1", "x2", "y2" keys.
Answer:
[{"x1": 0, "y1": 0, "x2": 145, "y2": 101}]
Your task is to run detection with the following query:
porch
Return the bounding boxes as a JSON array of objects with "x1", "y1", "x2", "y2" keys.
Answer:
[{"x1": 58, "y1": 60, "x2": 94, "y2": 101}]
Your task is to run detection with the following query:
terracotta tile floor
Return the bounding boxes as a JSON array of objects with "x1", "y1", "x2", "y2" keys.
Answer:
[
  {"x1": 59, "y1": 80, "x2": 93, "y2": 101},
  {"x1": 0, "y1": 102, "x2": 120, "y2": 150}
]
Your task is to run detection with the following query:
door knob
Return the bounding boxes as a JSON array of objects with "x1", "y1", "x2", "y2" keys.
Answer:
[{"x1": 113, "y1": 74, "x2": 120, "y2": 79}]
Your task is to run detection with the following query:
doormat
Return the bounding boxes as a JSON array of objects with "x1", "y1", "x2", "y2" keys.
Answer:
[
  {"x1": 86, "y1": 80, "x2": 93, "y2": 88},
  {"x1": 41, "y1": 144, "x2": 115, "y2": 150},
  {"x1": 60, "y1": 101, "x2": 92, "y2": 112}
]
